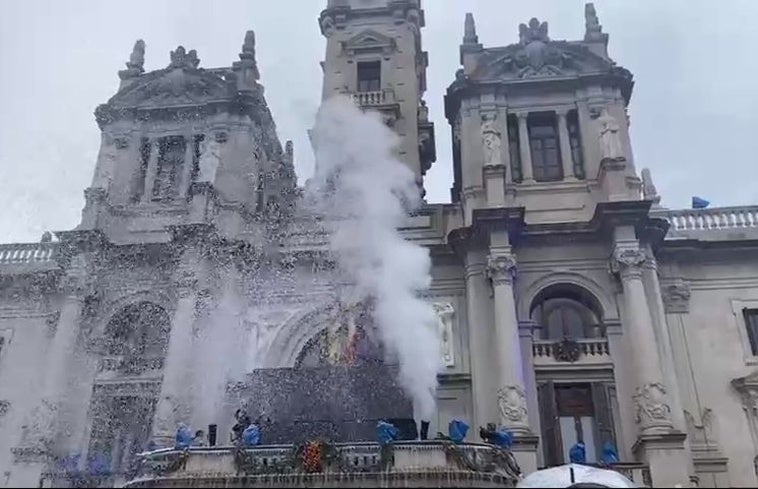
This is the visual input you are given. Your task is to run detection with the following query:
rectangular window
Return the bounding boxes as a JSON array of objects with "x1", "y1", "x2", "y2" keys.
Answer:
[
  {"x1": 507, "y1": 114, "x2": 522, "y2": 183},
  {"x1": 528, "y1": 112, "x2": 563, "y2": 182},
  {"x1": 131, "y1": 138, "x2": 151, "y2": 202},
  {"x1": 567, "y1": 110, "x2": 585, "y2": 179},
  {"x1": 357, "y1": 61, "x2": 381, "y2": 92},
  {"x1": 745, "y1": 308, "x2": 758, "y2": 355},
  {"x1": 152, "y1": 136, "x2": 186, "y2": 201}
]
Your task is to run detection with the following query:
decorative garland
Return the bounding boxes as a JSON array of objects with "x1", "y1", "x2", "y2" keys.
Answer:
[
  {"x1": 145, "y1": 449, "x2": 189, "y2": 476},
  {"x1": 444, "y1": 442, "x2": 521, "y2": 481}
]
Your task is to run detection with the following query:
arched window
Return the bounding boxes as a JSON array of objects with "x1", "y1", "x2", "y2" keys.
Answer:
[
  {"x1": 530, "y1": 285, "x2": 604, "y2": 340},
  {"x1": 104, "y1": 302, "x2": 170, "y2": 358}
]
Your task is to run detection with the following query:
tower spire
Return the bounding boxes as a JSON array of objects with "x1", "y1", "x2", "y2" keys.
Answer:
[
  {"x1": 463, "y1": 12, "x2": 478, "y2": 45},
  {"x1": 584, "y1": 3, "x2": 609, "y2": 44},
  {"x1": 118, "y1": 39, "x2": 145, "y2": 81}
]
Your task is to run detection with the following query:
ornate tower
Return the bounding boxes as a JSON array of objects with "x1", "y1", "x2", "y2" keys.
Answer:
[
  {"x1": 83, "y1": 33, "x2": 296, "y2": 243},
  {"x1": 445, "y1": 4, "x2": 637, "y2": 224},
  {"x1": 318, "y1": 0, "x2": 435, "y2": 193}
]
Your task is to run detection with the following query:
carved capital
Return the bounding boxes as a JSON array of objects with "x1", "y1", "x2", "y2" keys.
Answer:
[
  {"x1": 497, "y1": 385, "x2": 528, "y2": 427},
  {"x1": 174, "y1": 269, "x2": 198, "y2": 297},
  {"x1": 633, "y1": 382, "x2": 673, "y2": 431},
  {"x1": 486, "y1": 254, "x2": 517, "y2": 285},
  {"x1": 59, "y1": 274, "x2": 94, "y2": 298},
  {"x1": 662, "y1": 280, "x2": 691, "y2": 314},
  {"x1": 610, "y1": 248, "x2": 646, "y2": 280}
]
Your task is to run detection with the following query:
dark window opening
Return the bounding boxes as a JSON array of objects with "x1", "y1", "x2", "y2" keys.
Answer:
[
  {"x1": 131, "y1": 138, "x2": 151, "y2": 202},
  {"x1": 530, "y1": 285, "x2": 604, "y2": 340},
  {"x1": 357, "y1": 61, "x2": 381, "y2": 93},
  {"x1": 190, "y1": 134, "x2": 204, "y2": 188},
  {"x1": 529, "y1": 112, "x2": 563, "y2": 182},
  {"x1": 568, "y1": 110, "x2": 585, "y2": 179},
  {"x1": 152, "y1": 136, "x2": 186, "y2": 201},
  {"x1": 507, "y1": 114, "x2": 522, "y2": 182},
  {"x1": 745, "y1": 308, "x2": 758, "y2": 355}
]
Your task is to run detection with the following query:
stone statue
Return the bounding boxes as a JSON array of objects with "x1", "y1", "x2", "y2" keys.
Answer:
[
  {"x1": 198, "y1": 137, "x2": 221, "y2": 183},
  {"x1": 519, "y1": 17, "x2": 549, "y2": 45},
  {"x1": 598, "y1": 109, "x2": 624, "y2": 160},
  {"x1": 641, "y1": 168, "x2": 661, "y2": 205},
  {"x1": 128, "y1": 40, "x2": 145, "y2": 72},
  {"x1": 481, "y1": 117, "x2": 502, "y2": 167},
  {"x1": 432, "y1": 302, "x2": 455, "y2": 367}
]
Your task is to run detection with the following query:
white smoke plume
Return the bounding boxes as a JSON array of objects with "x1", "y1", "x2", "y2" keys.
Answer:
[{"x1": 308, "y1": 96, "x2": 442, "y2": 419}]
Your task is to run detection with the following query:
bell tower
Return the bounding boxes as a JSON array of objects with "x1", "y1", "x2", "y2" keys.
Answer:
[{"x1": 318, "y1": 0, "x2": 436, "y2": 193}]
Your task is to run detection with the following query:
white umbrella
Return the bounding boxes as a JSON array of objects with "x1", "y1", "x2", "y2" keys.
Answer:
[{"x1": 517, "y1": 464, "x2": 638, "y2": 488}]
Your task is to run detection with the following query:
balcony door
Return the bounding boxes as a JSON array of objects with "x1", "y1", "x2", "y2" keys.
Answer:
[{"x1": 538, "y1": 381, "x2": 617, "y2": 467}]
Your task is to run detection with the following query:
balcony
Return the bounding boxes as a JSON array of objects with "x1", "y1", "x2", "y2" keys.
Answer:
[
  {"x1": 97, "y1": 355, "x2": 164, "y2": 375},
  {"x1": 121, "y1": 441, "x2": 521, "y2": 488},
  {"x1": 532, "y1": 338, "x2": 611, "y2": 368},
  {"x1": 351, "y1": 89, "x2": 394, "y2": 107},
  {"x1": 0, "y1": 243, "x2": 59, "y2": 274},
  {"x1": 653, "y1": 205, "x2": 758, "y2": 241}
]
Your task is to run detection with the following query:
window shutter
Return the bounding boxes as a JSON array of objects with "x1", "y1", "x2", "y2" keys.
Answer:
[
  {"x1": 538, "y1": 381, "x2": 562, "y2": 466},
  {"x1": 591, "y1": 382, "x2": 616, "y2": 456}
]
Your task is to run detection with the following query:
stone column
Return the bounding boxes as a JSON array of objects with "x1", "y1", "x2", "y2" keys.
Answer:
[
  {"x1": 142, "y1": 139, "x2": 159, "y2": 203},
  {"x1": 516, "y1": 113, "x2": 534, "y2": 182},
  {"x1": 464, "y1": 250, "x2": 498, "y2": 433},
  {"x1": 556, "y1": 109, "x2": 576, "y2": 180},
  {"x1": 151, "y1": 270, "x2": 199, "y2": 447},
  {"x1": 180, "y1": 135, "x2": 194, "y2": 198},
  {"x1": 485, "y1": 252, "x2": 530, "y2": 434},
  {"x1": 611, "y1": 247, "x2": 674, "y2": 435},
  {"x1": 11, "y1": 272, "x2": 88, "y2": 485}
]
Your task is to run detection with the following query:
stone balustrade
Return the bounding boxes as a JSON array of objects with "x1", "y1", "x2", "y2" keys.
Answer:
[
  {"x1": 653, "y1": 205, "x2": 758, "y2": 237},
  {"x1": 532, "y1": 337, "x2": 611, "y2": 366},
  {"x1": 0, "y1": 243, "x2": 58, "y2": 265},
  {"x1": 352, "y1": 90, "x2": 387, "y2": 106},
  {"x1": 121, "y1": 441, "x2": 522, "y2": 488},
  {"x1": 97, "y1": 355, "x2": 165, "y2": 374}
]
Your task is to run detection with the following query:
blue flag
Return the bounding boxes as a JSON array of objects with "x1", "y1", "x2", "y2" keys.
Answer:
[
  {"x1": 491, "y1": 428, "x2": 514, "y2": 449},
  {"x1": 692, "y1": 196, "x2": 710, "y2": 209}
]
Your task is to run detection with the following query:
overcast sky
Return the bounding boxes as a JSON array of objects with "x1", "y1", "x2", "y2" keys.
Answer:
[{"x1": 1, "y1": 0, "x2": 757, "y2": 243}]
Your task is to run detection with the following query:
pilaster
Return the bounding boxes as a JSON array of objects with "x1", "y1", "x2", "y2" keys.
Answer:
[
  {"x1": 515, "y1": 113, "x2": 533, "y2": 183},
  {"x1": 556, "y1": 109, "x2": 576, "y2": 180}
]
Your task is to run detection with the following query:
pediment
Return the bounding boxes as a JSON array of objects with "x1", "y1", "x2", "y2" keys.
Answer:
[
  {"x1": 107, "y1": 67, "x2": 233, "y2": 109},
  {"x1": 470, "y1": 41, "x2": 618, "y2": 82},
  {"x1": 341, "y1": 29, "x2": 396, "y2": 55}
]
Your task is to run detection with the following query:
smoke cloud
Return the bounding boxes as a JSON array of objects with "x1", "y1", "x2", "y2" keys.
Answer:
[{"x1": 308, "y1": 96, "x2": 442, "y2": 419}]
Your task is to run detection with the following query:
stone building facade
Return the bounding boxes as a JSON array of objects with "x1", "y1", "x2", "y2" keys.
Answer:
[{"x1": 0, "y1": 0, "x2": 757, "y2": 487}]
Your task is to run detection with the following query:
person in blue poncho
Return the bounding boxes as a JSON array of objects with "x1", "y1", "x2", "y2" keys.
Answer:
[
  {"x1": 600, "y1": 441, "x2": 619, "y2": 465},
  {"x1": 376, "y1": 421, "x2": 399, "y2": 446},
  {"x1": 241, "y1": 421, "x2": 261, "y2": 447},
  {"x1": 448, "y1": 419, "x2": 469, "y2": 444},
  {"x1": 569, "y1": 440, "x2": 587, "y2": 464},
  {"x1": 175, "y1": 423, "x2": 193, "y2": 450}
]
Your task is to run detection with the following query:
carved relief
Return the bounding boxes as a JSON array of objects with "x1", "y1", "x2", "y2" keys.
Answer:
[
  {"x1": 662, "y1": 280, "x2": 691, "y2": 314},
  {"x1": 481, "y1": 116, "x2": 502, "y2": 167},
  {"x1": 0, "y1": 400, "x2": 9, "y2": 418},
  {"x1": 486, "y1": 254, "x2": 517, "y2": 285},
  {"x1": 432, "y1": 302, "x2": 455, "y2": 367},
  {"x1": 497, "y1": 385, "x2": 528, "y2": 425},
  {"x1": 633, "y1": 382, "x2": 673, "y2": 429},
  {"x1": 684, "y1": 408, "x2": 719, "y2": 449},
  {"x1": 610, "y1": 248, "x2": 646, "y2": 280}
]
